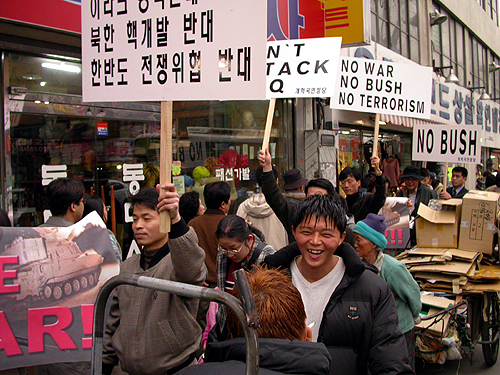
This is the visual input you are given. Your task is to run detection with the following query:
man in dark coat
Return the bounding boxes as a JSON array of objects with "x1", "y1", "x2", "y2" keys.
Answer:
[
  {"x1": 263, "y1": 195, "x2": 412, "y2": 375},
  {"x1": 339, "y1": 156, "x2": 386, "y2": 222},
  {"x1": 177, "y1": 266, "x2": 332, "y2": 375},
  {"x1": 257, "y1": 148, "x2": 354, "y2": 246},
  {"x1": 440, "y1": 166, "x2": 469, "y2": 199},
  {"x1": 397, "y1": 166, "x2": 439, "y2": 246}
]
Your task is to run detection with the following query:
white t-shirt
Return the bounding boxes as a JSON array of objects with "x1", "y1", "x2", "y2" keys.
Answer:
[{"x1": 290, "y1": 256, "x2": 346, "y2": 342}]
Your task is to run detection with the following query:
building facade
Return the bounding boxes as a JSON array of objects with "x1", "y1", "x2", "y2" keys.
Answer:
[{"x1": 1, "y1": 0, "x2": 500, "y2": 256}]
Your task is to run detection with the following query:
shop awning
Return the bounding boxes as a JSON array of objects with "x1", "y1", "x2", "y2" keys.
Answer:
[{"x1": 380, "y1": 114, "x2": 443, "y2": 128}]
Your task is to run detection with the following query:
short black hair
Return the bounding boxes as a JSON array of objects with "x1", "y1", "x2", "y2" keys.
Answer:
[
  {"x1": 339, "y1": 167, "x2": 361, "y2": 182},
  {"x1": 83, "y1": 195, "x2": 105, "y2": 219},
  {"x1": 129, "y1": 188, "x2": 159, "y2": 212},
  {"x1": 216, "y1": 214, "x2": 265, "y2": 243},
  {"x1": 420, "y1": 167, "x2": 431, "y2": 178},
  {"x1": 305, "y1": 178, "x2": 335, "y2": 196},
  {"x1": 204, "y1": 181, "x2": 231, "y2": 210},
  {"x1": 452, "y1": 166, "x2": 468, "y2": 178},
  {"x1": 255, "y1": 166, "x2": 279, "y2": 186},
  {"x1": 45, "y1": 178, "x2": 85, "y2": 216},
  {"x1": 292, "y1": 195, "x2": 346, "y2": 234},
  {"x1": 179, "y1": 191, "x2": 201, "y2": 223}
]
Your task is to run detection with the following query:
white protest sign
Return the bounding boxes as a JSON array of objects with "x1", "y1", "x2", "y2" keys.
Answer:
[
  {"x1": 266, "y1": 37, "x2": 342, "y2": 99},
  {"x1": 412, "y1": 124, "x2": 481, "y2": 164},
  {"x1": 331, "y1": 57, "x2": 432, "y2": 119},
  {"x1": 82, "y1": 0, "x2": 267, "y2": 102}
]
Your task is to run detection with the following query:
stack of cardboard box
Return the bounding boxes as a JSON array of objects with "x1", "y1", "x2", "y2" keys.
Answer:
[{"x1": 397, "y1": 191, "x2": 500, "y2": 336}]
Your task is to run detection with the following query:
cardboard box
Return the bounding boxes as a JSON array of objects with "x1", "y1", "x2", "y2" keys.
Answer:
[
  {"x1": 459, "y1": 190, "x2": 500, "y2": 254},
  {"x1": 416, "y1": 199, "x2": 463, "y2": 248}
]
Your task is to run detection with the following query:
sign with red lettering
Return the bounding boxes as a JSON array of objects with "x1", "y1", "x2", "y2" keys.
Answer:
[
  {"x1": 378, "y1": 197, "x2": 411, "y2": 249},
  {"x1": 0, "y1": 212, "x2": 119, "y2": 370}
]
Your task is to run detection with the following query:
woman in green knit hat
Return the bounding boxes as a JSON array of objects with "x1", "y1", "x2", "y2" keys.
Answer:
[{"x1": 353, "y1": 213, "x2": 421, "y2": 371}]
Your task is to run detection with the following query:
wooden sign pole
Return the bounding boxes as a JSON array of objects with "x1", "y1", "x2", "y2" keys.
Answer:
[
  {"x1": 372, "y1": 113, "x2": 380, "y2": 158},
  {"x1": 443, "y1": 162, "x2": 449, "y2": 188},
  {"x1": 160, "y1": 101, "x2": 173, "y2": 233},
  {"x1": 261, "y1": 98, "x2": 276, "y2": 152}
]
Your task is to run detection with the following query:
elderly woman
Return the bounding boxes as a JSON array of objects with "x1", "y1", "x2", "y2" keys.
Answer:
[{"x1": 353, "y1": 214, "x2": 421, "y2": 370}]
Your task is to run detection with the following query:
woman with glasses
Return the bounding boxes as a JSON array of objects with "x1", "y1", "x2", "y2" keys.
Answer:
[{"x1": 211, "y1": 215, "x2": 277, "y2": 341}]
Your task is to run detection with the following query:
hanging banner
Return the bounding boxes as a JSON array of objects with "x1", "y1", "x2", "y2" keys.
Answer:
[
  {"x1": 82, "y1": 0, "x2": 267, "y2": 102},
  {"x1": 378, "y1": 197, "x2": 411, "y2": 250},
  {"x1": 0, "y1": 212, "x2": 119, "y2": 370},
  {"x1": 331, "y1": 56, "x2": 432, "y2": 119},
  {"x1": 266, "y1": 37, "x2": 342, "y2": 98},
  {"x1": 412, "y1": 123, "x2": 481, "y2": 164}
]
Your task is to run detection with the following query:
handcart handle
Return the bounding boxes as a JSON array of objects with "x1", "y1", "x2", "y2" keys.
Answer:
[
  {"x1": 91, "y1": 275, "x2": 259, "y2": 375},
  {"x1": 233, "y1": 268, "x2": 260, "y2": 329}
]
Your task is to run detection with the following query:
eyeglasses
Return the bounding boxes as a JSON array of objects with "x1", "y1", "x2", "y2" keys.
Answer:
[{"x1": 217, "y1": 242, "x2": 246, "y2": 255}]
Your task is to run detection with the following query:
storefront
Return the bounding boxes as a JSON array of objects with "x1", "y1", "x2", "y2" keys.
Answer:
[{"x1": 3, "y1": 49, "x2": 296, "y2": 255}]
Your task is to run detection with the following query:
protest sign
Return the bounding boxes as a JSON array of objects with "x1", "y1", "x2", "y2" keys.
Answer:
[
  {"x1": 331, "y1": 57, "x2": 432, "y2": 119},
  {"x1": 0, "y1": 212, "x2": 119, "y2": 370},
  {"x1": 266, "y1": 37, "x2": 342, "y2": 99},
  {"x1": 378, "y1": 197, "x2": 411, "y2": 249},
  {"x1": 82, "y1": 0, "x2": 267, "y2": 102},
  {"x1": 412, "y1": 123, "x2": 481, "y2": 164}
]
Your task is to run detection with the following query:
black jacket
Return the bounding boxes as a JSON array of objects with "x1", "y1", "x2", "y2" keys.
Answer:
[
  {"x1": 346, "y1": 175, "x2": 386, "y2": 222},
  {"x1": 446, "y1": 186, "x2": 469, "y2": 199},
  {"x1": 396, "y1": 183, "x2": 438, "y2": 218},
  {"x1": 263, "y1": 243, "x2": 413, "y2": 375},
  {"x1": 177, "y1": 338, "x2": 332, "y2": 375},
  {"x1": 260, "y1": 171, "x2": 355, "y2": 246}
]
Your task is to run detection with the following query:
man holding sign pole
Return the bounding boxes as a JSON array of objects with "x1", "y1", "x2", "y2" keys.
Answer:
[{"x1": 339, "y1": 156, "x2": 386, "y2": 223}]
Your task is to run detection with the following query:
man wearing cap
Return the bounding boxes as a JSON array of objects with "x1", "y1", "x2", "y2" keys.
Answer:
[
  {"x1": 397, "y1": 166, "x2": 438, "y2": 246},
  {"x1": 282, "y1": 168, "x2": 308, "y2": 201}
]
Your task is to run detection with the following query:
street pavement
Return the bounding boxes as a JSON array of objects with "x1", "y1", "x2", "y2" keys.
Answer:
[{"x1": 416, "y1": 345, "x2": 500, "y2": 374}]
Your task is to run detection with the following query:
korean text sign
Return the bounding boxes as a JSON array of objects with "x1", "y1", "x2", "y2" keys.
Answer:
[
  {"x1": 82, "y1": 0, "x2": 267, "y2": 102},
  {"x1": 412, "y1": 123, "x2": 481, "y2": 164},
  {"x1": 0, "y1": 212, "x2": 119, "y2": 370},
  {"x1": 331, "y1": 57, "x2": 432, "y2": 119},
  {"x1": 266, "y1": 37, "x2": 342, "y2": 98}
]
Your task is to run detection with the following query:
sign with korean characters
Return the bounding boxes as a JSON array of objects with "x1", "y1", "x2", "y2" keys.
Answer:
[
  {"x1": 331, "y1": 57, "x2": 432, "y2": 119},
  {"x1": 82, "y1": 0, "x2": 267, "y2": 102},
  {"x1": 266, "y1": 37, "x2": 342, "y2": 98},
  {"x1": 412, "y1": 123, "x2": 481, "y2": 164}
]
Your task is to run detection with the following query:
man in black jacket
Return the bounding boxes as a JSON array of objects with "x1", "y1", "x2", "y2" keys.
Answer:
[
  {"x1": 263, "y1": 195, "x2": 412, "y2": 375},
  {"x1": 339, "y1": 156, "x2": 386, "y2": 222},
  {"x1": 177, "y1": 266, "x2": 332, "y2": 375},
  {"x1": 440, "y1": 166, "x2": 469, "y2": 199},
  {"x1": 257, "y1": 149, "x2": 354, "y2": 246}
]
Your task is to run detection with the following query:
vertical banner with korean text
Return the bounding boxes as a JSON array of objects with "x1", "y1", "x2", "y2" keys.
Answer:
[{"x1": 82, "y1": 0, "x2": 267, "y2": 102}]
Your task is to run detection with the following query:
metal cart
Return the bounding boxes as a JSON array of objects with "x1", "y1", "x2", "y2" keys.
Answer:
[
  {"x1": 91, "y1": 270, "x2": 260, "y2": 375},
  {"x1": 417, "y1": 290, "x2": 500, "y2": 366}
]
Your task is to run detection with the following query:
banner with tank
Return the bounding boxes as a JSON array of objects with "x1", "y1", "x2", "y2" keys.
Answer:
[
  {"x1": 0, "y1": 212, "x2": 120, "y2": 370},
  {"x1": 378, "y1": 197, "x2": 411, "y2": 249}
]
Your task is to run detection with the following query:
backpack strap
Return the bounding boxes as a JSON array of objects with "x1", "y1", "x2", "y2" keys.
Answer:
[{"x1": 244, "y1": 239, "x2": 265, "y2": 270}]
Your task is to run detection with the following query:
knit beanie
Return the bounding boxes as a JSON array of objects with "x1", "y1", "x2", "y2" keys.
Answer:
[{"x1": 353, "y1": 213, "x2": 388, "y2": 250}]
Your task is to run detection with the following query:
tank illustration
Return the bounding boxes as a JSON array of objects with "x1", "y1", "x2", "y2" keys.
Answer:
[{"x1": 3, "y1": 228, "x2": 103, "y2": 302}]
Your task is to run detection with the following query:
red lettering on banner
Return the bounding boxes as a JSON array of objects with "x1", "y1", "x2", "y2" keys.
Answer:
[
  {"x1": 81, "y1": 304, "x2": 94, "y2": 349},
  {"x1": 28, "y1": 307, "x2": 77, "y2": 353},
  {"x1": 0, "y1": 256, "x2": 20, "y2": 294},
  {"x1": 0, "y1": 311, "x2": 23, "y2": 356}
]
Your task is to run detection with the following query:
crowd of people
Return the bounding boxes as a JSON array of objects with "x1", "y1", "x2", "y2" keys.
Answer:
[{"x1": 24, "y1": 151, "x2": 478, "y2": 375}]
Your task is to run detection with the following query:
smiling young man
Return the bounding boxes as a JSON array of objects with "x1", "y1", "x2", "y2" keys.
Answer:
[
  {"x1": 102, "y1": 186, "x2": 207, "y2": 375},
  {"x1": 263, "y1": 195, "x2": 412, "y2": 375}
]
